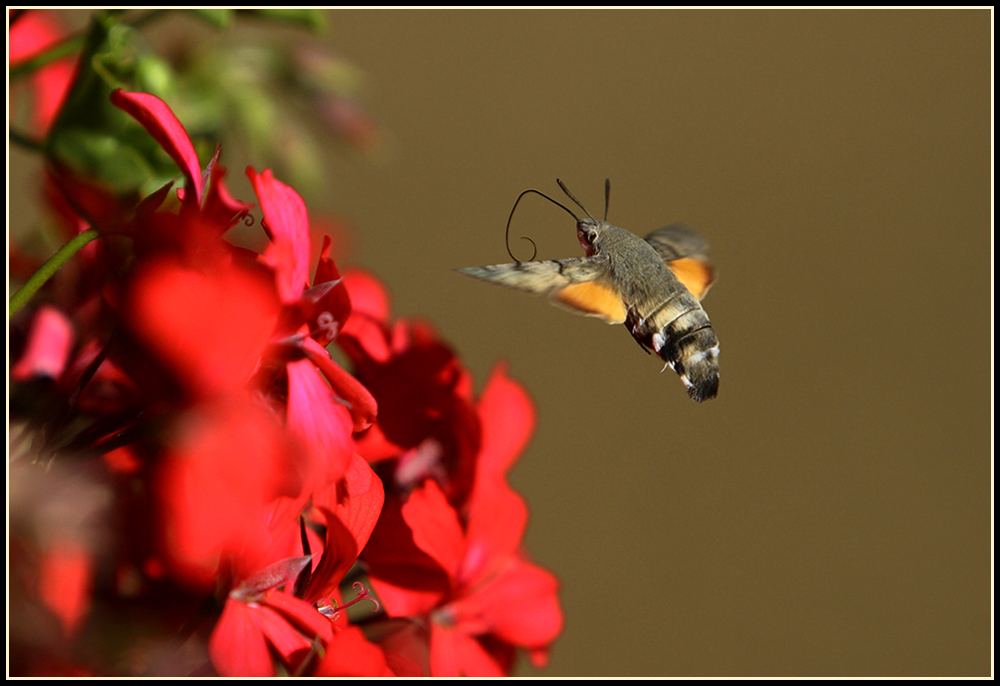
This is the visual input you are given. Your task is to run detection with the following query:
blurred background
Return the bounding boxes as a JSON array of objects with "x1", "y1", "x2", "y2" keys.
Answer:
[{"x1": 9, "y1": 9, "x2": 991, "y2": 677}]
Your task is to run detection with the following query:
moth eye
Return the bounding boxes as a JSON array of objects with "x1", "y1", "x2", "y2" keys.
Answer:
[{"x1": 586, "y1": 231, "x2": 597, "y2": 244}]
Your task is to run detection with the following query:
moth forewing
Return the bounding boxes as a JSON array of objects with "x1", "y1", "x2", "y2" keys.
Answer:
[
  {"x1": 550, "y1": 279, "x2": 626, "y2": 323},
  {"x1": 456, "y1": 257, "x2": 626, "y2": 324}
]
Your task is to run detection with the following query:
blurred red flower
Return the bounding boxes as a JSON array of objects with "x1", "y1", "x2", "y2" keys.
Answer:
[
  {"x1": 9, "y1": 9, "x2": 76, "y2": 136},
  {"x1": 10, "y1": 77, "x2": 561, "y2": 678}
]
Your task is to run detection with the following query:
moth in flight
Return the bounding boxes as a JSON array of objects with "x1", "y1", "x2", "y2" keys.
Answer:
[{"x1": 458, "y1": 179, "x2": 720, "y2": 402}]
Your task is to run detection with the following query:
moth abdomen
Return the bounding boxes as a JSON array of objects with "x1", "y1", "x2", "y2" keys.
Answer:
[
  {"x1": 658, "y1": 324, "x2": 720, "y2": 402},
  {"x1": 629, "y1": 295, "x2": 720, "y2": 402}
]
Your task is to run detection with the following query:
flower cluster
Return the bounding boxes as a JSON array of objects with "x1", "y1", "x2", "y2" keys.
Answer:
[{"x1": 9, "y1": 11, "x2": 561, "y2": 677}]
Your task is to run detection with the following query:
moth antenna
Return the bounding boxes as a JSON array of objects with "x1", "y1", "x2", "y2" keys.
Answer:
[
  {"x1": 604, "y1": 178, "x2": 611, "y2": 221},
  {"x1": 505, "y1": 187, "x2": 579, "y2": 262},
  {"x1": 555, "y1": 178, "x2": 597, "y2": 222}
]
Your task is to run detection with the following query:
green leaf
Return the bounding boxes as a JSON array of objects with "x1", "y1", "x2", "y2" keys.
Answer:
[
  {"x1": 185, "y1": 8, "x2": 235, "y2": 29},
  {"x1": 43, "y1": 12, "x2": 197, "y2": 199},
  {"x1": 45, "y1": 13, "x2": 124, "y2": 136},
  {"x1": 47, "y1": 128, "x2": 176, "y2": 194},
  {"x1": 134, "y1": 53, "x2": 177, "y2": 97}
]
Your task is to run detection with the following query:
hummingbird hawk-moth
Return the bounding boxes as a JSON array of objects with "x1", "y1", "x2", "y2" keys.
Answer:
[{"x1": 458, "y1": 179, "x2": 720, "y2": 402}]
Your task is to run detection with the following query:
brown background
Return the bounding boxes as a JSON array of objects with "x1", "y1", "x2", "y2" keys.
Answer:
[{"x1": 10, "y1": 9, "x2": 992, "y2": 677}]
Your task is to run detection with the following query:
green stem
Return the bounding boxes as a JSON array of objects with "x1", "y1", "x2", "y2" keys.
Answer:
[
  {"x1": 9, "y1": 228, "x2": 101, "y2": 319},
  {"x1": 8, "y1": 9, "x2": 170, "y2": 81},
  {"x1": 9, "y1": 34, "x2": 86, "y2": 80}
]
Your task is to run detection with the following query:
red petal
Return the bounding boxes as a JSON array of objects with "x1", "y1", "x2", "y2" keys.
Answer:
[
  {"x1": 10, "y1": 10, "x2": 64, "y2": 61},
  {"x1": 402, "y1": 479, "x2": 465, "y2": 580},
  {"x1": 367, "y1": 574, "x2": 446, "y2": 619},
  {"x1": 11, "y1": 305, "x2": 74, "y2": 381},
  {"x1": 156, "y1": 400, "x2": 301, "y2": 587},
  {"x1": 301, "y1": 456, "x2": 390, "y2": 602},
  {"x1": 307, "y1": 235, "x2": 352, "y2": 347},
  {"x1": 286, "y1": 358, "x2": 354, "y2": 485},
  {"x1": 110, "y1": 90, "x2": 203, "y2": 203},
  {"x1": 209, "y1": 599, "x2": 275, "y2": 677},
  {"x1": 100, "y1": 446, "x2": 142, "y2": 475},
  {"x1": 526, "y1": 644, "x2": 552, "y2": 669},
  {"x1": 338, "y1": 269, "x2": 392, "y2": 363},
  {"x1": 44, "y1": 163, "x2": 131, "y2": 234},
  {"x1": 303, "y1": 507, "x2": 362, "y2": 603},
  {"x1": 451, "y1": 557, "x2": 563, "y2": 649},
  {"x1": 342, "y1": 268, "x2": 390, "y2": 323},
  {"x1": 461, "y1": 483, "x2": 527, "y2": 586},
  {"x1": 257, "y1": 607, "x2": 313, "y2": 667},
  {"x1": 476, "y1": 361, "x2": 536, "y2": 479},
  {"x1": 362, "y1": 495, "x2": 450, "y2": 617},
  {"x1": 314, "y1": 625, "x2": 393, "y2": 676},
  {"x1": 202, "y1": 160, "x2": 254, "y2": 231},
  {"x1": 247, "y1": 167, "x2": 311, "y2": 304},
  {"x1": 302, "y1": 337, "x2": 377, "y2": 431},
  {"x1": 314, "y1": 235, "x2": 339, "y2": 286},
  {"x1": 373, "y1": 619, "x2": 430, "y2": 676},
  {"x1": 128, "y1": 258, "x2": 281, "y2": 397},
  {"x1": 353, "y1": 421, "x2": 407, "y2": 463},
  {"x1": 310, "y1": 454, "x2": 384, "y2": 571},
  {"x1": 36, "y1": 537, "x2": 92, "y2": 638},
  {"x1": 429, "y1": 624, "x2": 505, "y2": 677},
  {"x1": 264, "y1": 590, "x2": 335, "y2": 645}
]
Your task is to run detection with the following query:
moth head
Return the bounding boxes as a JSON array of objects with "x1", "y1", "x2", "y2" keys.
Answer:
[
  {"x1": 558, "y1": 178, "x2": 611, "y2": 258},
  {"x1": 503, "y1": 178, "x2": 613, "y2": 262},
  {"x1": 576, "y1": 218, "x2": 603, "y2": 256}
]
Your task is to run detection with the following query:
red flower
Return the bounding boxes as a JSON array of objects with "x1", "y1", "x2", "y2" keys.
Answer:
[
  {"x1": 209, "y1": 556, "x2": 333, "y2": 677},
  {"x1": 207, "y1": 454, "x2": 388, "y2": 676},
  {"x1": 361, "y1": 363, "x2": 562, "y2": 676},
  {"x1": 87, "y1": 92, "x2": 372, "y2": 596},
  {"x1": 243, "y1": 165, "x2": 375, "y2": 434},
  {"x1": 300, "y1": 454, "x2": 386, "y2": 605},
  {"x1": 338, "y1": 270, "x2": 481, "y2": 502},
  {"x1": 12, "y1": 64, "x2": 562, "y2": 677},
  {"x1": 369, "y1": 478, "x2": 561, "y2": 676},
  {"x1": 112, "y1": 89, "x2": 373, "y2": 459}
]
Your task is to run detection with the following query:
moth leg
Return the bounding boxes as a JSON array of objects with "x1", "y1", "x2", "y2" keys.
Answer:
[{"x1": 625, "y1": 306, "x2": 653, "y2": 354}]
